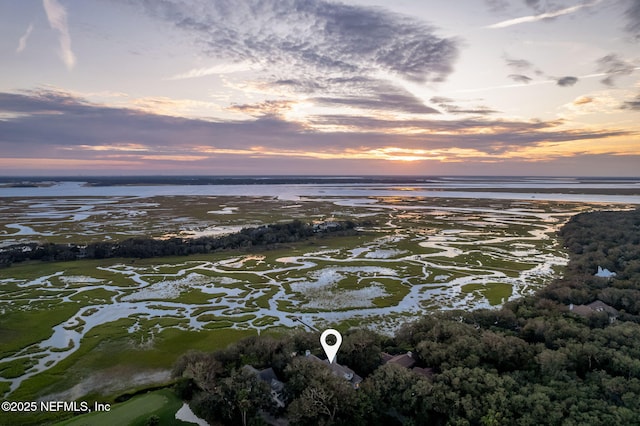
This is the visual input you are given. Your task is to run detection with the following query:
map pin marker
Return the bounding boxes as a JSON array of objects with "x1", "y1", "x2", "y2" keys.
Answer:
[{"x1": 320, "y1": 329, "x2": 342, "y2": 364}]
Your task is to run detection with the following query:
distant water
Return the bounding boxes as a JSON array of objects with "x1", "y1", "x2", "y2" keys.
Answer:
[{"x1": 1, "y1": 177, "x2": 639, "y2": 204}]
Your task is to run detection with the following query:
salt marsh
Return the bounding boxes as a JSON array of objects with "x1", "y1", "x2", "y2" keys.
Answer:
[{"x1": 0, "y1": 191, "x2": 637, "y2": 399}]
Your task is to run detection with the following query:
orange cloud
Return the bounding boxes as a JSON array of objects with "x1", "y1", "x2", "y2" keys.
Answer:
[{"x1": 573, "y1": 96, "x2": 594, "y2": 106}]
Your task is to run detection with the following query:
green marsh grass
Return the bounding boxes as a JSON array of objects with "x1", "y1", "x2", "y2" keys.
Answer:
[
  {"x1": 0, "y1": 303, "x2": 80, "y2": 358},
  {"x1": 461, "y1": 283, "x2": 513, "y2": 306},
  {"x1": 1, "y1": 194, "x2": 584, "y2": 412}
]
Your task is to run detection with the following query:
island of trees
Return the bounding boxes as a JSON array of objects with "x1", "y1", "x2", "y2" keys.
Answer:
[
  {"x1": 168, "y1": 208, "x2": 640, "y2": 425},
  {"x1": 0, "y1": 220, "x2": 358, "y2": 268}
]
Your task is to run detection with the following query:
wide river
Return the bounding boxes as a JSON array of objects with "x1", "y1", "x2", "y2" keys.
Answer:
[{"x1": 1, "y1": 178, "x2": 640, "y2": 204}]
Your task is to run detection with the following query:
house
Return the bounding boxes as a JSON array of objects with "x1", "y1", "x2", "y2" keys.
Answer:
[
  {"x1": 595, "y1": 266, "x2": 617, "y2": 278},
  {"x1": 569, "y1": 300, "x2": 619, "y2": 323},
  {"x1": 76, "y1": 244, "x2": 88, "y2": 259},
  {"x1": 412, "y1": 367, "x2": 435, "y2": 379},
  {"x1": 382, "y1": 351, "x2": 416, "y2": 369},
  {"x1": 312, "y1": 221, "x2": 341, "y2": 232},
  {"x1": 587, "y1": 300, "x2": 619, "y2": 317},
  {"x1": 568, "y1": 304, "x2": 594, "y2": 317},
  {"x1": 243, "y1": 365, "x2": 286, "y2": 408},
  {"x1": 381, "y1": 351, "x2": 433, "y2": 378},
  {"x1": 304, "y1": 350, "x2": 363, "y2": 388}
]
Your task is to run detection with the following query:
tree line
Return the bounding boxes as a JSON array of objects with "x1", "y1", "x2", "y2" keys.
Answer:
[
  {"x1": 171, "y1": 208, "x2": 640, "y2": 425},
  {"x1": 0, "y1": 220, "x2": 358, "y2": 268},
  {"x1": 545, "y1": 208, "x2": 640, "y2": 315}
]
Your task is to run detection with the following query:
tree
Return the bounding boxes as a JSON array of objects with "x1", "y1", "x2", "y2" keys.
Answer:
[
  {"x1": 145, "y1": 415, "x2": 160, "y2": 426},
  {"x1": 285, "y1": 357, "x2": 360, "y2": 426},
  {"x1": 535, "y1": 349, "x2": 570, "y2": 381},
  {"x1": 173, "y1": 351, "x2": 223, "y2": 393},
  {"x1": 339, "y1": 329, "x2": 382, "y2": 376},
  {"x1": 360, "y1": 363, "x2": 433, "y2": 425},
  {"x1": 193, "y1": 368, "x2": 271, "y2": 426},
  {"x1": 479, "y1": 331, "x2": 534, "y2": 372},
  {"x1": 430, "y1": 367, "x2": 516, "y2": 424}
]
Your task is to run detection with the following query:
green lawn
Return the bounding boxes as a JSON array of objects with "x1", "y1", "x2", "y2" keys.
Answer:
[{"x1": 55, "y1": 389, "x2": 193, "y2": 426}]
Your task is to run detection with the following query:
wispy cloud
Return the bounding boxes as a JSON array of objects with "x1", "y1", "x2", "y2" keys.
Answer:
[
  {"x1": 505, "y1": 57, "x2": 534, "y2": 71},
  {"x1": 42, "y1": 0, "x2": 76, "y2": 70},
  {"x1": 508, "y1": 74, "x2": 533, "y2": 84},
  {"x1": 227, "y1": 100, "x2": 296, "y2": 118},
  {"x1": 484, "y1": 0, "x2": 510, "y2": 13},
  {"x1": 167, "y1": 62, "x2": 256, "y2": 80},
  {"x1": 312, "y1": 80, "x2": 441, "y2": 115},
  {"x1": 16, "y1": 23, "x2": 34, "y2": 53},
  {"x1": 624, "y1": 0, "x2": 640, "y2": 40},
  {"x1": 130, "y1": 0, "x2": 458, "y2": 117},
  {"x1": 63, "y1": 143, "x2": 150, "y2": 152},
  {"x1": 430, "y1": 96, "x2": 498, "y2": 115},
  {"x1": 504, "y1": 54, "x2": 544, "y2": 74},
  {"x1": 486, "y1": 1, "x2": 600, "y2": 29},
  {"x1": 597, "y1": 53, "x2": 636, "y2": 86},
  {"x1": 621, "y1": 94, "x2": 640, "y2": 110},
  {"x1": 457, "y1": 69, "x2": 637, "y2": 94},
  {"x1": 157, "y1": 0, "x2": 458, "y2": 83},
  {"x1": 502, "y1": 54, "x2": 544, "y2": 84}
]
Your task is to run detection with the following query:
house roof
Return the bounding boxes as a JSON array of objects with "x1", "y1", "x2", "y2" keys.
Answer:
[
  {"x1": 569, "y1": 300, "x2": 619, "y2": 317},
  {"x1": 305, "y1": 353, "x2": 363, "y2": 385},
  {"x1": 243, "y1": 365, "x2": 260, "y2": 375},
  {"x1": 412, "y1": 367, "x2": 434, "y2": 378},
  {"x1": 328, "y1": 362, "x2": 362, "y2": 383},
  {"x1": 243, "y1": 365, "x2": 284, "y2": 391},
  {"x1": 388, "y1": 353, "x2": 416, "y2": 369},
  {"x1": 381, "y1": 352, "x2": 394, "y2": 363},
  {"x1": 587, "y1": 300, "x2": 619, "y2": 315},
  {"x1": 570, "y1": 305, "x2": 595, "y2": 317},
  {"x1": 382, "y1": 352, "x2": 416, "y2": 369},
  {"x1": 258, "y1": 367, "x2": 279, "y2": 384},
  {"x1": 595, "y1": 266, "x2": 617, "y2": 278}
]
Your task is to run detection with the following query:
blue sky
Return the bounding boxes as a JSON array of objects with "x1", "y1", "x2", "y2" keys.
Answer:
[{"x1": 1, "y1": 0, "x2": 639, "y2": 176}]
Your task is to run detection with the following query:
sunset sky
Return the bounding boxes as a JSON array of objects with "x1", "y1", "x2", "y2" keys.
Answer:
[{"x1": 1, "y1": 0, "x2": 639, "y2": 176}]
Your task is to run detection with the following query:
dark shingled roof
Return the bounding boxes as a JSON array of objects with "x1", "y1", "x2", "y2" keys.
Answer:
[
  {"x1": 570, "y1": 304, "x2": 595, "y2": 317},
  {"x1": 570, "y1": 300, "x2": 619, "y2": 318},
  {"x1": 587, "y1": 300, "x2": 619, "y2": 315},
  {"x1": 305, "y1": 353, "x2": 363, "y2": 387},
  {"x1": 385, "y1": 352, "x2": 416, "y2": 369}
]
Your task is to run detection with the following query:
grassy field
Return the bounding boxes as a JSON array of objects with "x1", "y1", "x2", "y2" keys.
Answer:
[{"x1": 55, "y1": 389, "x2": 191, "y2": 426}]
